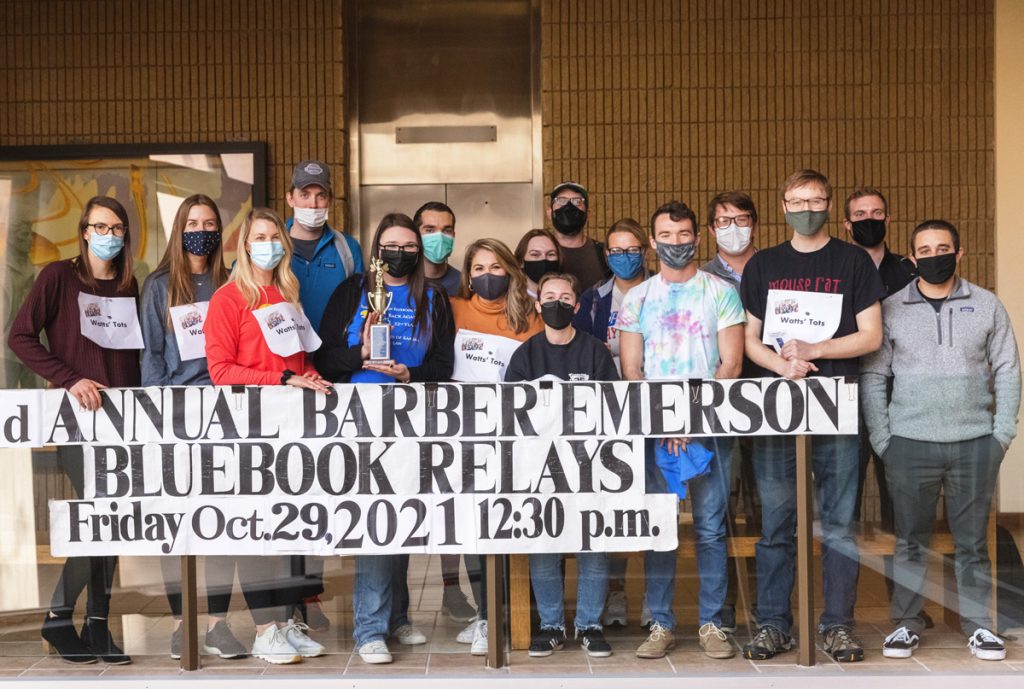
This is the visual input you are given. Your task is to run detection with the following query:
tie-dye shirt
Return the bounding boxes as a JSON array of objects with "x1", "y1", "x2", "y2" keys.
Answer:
[{"x1": 615, "y1": 271, "x2": 745, "y2": 379}]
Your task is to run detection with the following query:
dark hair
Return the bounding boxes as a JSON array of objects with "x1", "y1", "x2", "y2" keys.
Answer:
[
  {"x1": 514, "y1": 228, "x2": 563, "y2": 266},
  {"x1": 911, "y1": 219, "x2": 961, "y2": 254},
  {"x1": 74, "y1": 195, "x2": 134, "y2": 295},
  {"x1": 413, "y1": 202, "x2": 456, "y2": 230},
  {"x1": 781, "y1": 169, "x2": 832, "y2": 201},
  {"x1": 844, "y1": 186, "x2": 889, "y2": 220},
  {"x1": 366, "y1": 212, "x2": 431, "y2": 336},
  {"x1": 706, "y1": 191, "x2": 758, "y2": 227},
  {"x1": 649, "y1": 201, "x2": 698, "y2": 236}
]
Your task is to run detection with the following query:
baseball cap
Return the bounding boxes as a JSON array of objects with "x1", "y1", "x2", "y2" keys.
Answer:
[
  {"x1": 291, "y1": 160, "x2": 332, "y2": 193},
  {"x1": 550, "y1": 181, "x2": 588, "y2": 205}
]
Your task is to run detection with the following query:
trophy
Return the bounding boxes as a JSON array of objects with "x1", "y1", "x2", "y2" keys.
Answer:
[{"x1": 367, "y1": 256, "x2": 394, "y2": 364}]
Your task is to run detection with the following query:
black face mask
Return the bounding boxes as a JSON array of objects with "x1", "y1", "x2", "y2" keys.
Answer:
[
  {"x1": 523, "y1": 259, "x2": 560, "y2": 283},
  {"x1": 851, "y1": 218, "x2": 887, "y2": 247},
  {"x1": 379, "y1": 248, "x2": 420, "y2": 278},
  {"x1": 551, "y1": 204, "x2": 586, "y2": 236},
  {"x1": 915, "y1": 252, "x2": 957, "y2": 285},
  {"x1": 540, "y1": 300, "x2": 575, "y2": 330},
  {"x1": 470, "y1": 273, "x2": 510, "y2": 301}
]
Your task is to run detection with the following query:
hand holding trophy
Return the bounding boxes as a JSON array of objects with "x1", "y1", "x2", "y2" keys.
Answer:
[{"x1": 366, "y1": 256, "x2": 394, "y2": 365}]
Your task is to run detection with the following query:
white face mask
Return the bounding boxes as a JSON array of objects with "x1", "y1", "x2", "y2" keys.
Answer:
[
  {"x1": 715, "y1": 223, "x2": 752, "y2": 255},
  {"x1": 293, "y1": 207, "x2": 329, "y2": 229}
]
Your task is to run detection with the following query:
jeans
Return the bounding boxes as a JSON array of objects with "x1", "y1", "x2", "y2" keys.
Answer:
[
  {"x1": 884, "y1": 435, "x2": 1004, "y2": 636},
  {"x1": 751, "y1": 434, "x2": 861, "y2": 635},
  {"x1": 352, "y1": 555, "x2": 411, "y2": 647},
  {"x1": 644, "y1": 437, "x2": 732, "y2": 630},
  {"x1": 530, "y1": 552, "x2": 608, "y2": 632}
]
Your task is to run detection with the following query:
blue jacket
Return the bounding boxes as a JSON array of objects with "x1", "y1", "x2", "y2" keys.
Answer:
[
  {"x1": 286, "y1": 219, "x2": 364, "y2": 332},
  {"x1": 574, "y1": 273, "x2": 650, "y2": 341}
]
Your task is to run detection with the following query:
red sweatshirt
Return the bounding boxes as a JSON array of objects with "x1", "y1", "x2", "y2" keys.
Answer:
[{"x1": 205, "y1": 282, "x2": 316, "y2": 386}]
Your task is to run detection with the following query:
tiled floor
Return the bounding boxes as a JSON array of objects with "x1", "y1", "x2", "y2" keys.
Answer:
[{"x1": 0, "y1": 554, "x2": 1021, "y2": 679}]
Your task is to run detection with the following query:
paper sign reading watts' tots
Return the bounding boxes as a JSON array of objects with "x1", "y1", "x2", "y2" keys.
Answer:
[{"x1": 762, "y1": 289, "x2": 843, "y2": 347}]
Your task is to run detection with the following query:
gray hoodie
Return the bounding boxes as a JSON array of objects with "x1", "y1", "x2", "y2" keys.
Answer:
[{"x1": 861, "y1": 277, "x2": 1021, "y2": 454}]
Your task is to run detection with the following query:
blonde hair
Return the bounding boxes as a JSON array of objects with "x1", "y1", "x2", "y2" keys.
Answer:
[
  {"x1": 459, "y1": 238, "x2": 535, "y2": 335},
  {"x1": 229, "y1": 207, "x2": 301, "y2": 308}
]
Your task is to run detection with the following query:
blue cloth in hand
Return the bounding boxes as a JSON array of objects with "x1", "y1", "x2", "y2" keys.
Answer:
[{"x1": 654, "y1": 439, "x2": 714, "y2": 499}]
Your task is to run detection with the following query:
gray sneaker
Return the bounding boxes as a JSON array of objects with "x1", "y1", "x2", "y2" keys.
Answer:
[
  {"x1": 742, "y1": 625, "x2": 793, "y2": 660},
  {"x1": 441, "y1": 586, "x2": 477, "y2": 623},
  {"x1": 823, "y1": 625, "x2": 864, "y2": 663},
  {"x1": 203, "y1": 620, "x2": 247, "y2": 659}
]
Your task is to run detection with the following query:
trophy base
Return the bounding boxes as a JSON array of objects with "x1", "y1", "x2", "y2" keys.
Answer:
[{"x1": 367, "y1": 358, "x2": 395, "y2": 367}]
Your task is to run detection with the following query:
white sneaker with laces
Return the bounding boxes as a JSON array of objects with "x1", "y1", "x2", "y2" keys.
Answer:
[
  {"x1": 470, "y1": 620, "x2": 488, "y2": 656},
  {"x1": 602, "y1": 591, "x2": 627, "y2": 627},
  {"x1": 457, "y1": 620, "x2": 477, "y2": 644},
  {"x1": 881, "y1": 626, "x2": 919, "y2": 659},
  {"x1": 391, "y1": 623, "x2": 427, "y2": 645},
  {"x1": 358, "y1": 639, "x2": 393, "y2": 664},
  {"x1": 968, "y1": 628, "x2": 1006, "y2": 661},
  {"x1": 251, "y1": 626, "x2": 300, "y2": 665},
  {"x1": 282, "y1": 622, "x2": 324, "y2": 658}
]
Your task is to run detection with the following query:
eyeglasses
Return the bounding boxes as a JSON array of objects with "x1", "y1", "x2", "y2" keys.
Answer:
[
  {"x1": 380, "y1": 244, "x2": 419, "y2": 255},
  {"x1": 784, "y1": 197, "x2": 829, "y2": 212},
  {"x1": 185, "y1": 220, "x2": 219, "y2": 231},
  {"x1": 87, "y1": 222, "x2": 127, "y2": 237},
  {"x1": 607, "y1": 247, "x2": 643, "y2": 256},
  {"x1": 713, "y1": 213, "x2": 754, "y2": 229},
  {"x1": 551, "y1": 197, "x2": 586, "y2": 210}
]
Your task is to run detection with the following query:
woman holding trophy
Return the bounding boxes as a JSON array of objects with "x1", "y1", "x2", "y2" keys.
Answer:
[{"x1": 316, "y1": 212, "x2": 455, "y2": 664}]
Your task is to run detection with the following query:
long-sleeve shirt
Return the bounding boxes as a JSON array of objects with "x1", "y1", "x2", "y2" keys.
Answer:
[
  {"x1": 205, "y1": 282, "x2": 316, "y2": 386},
  {"x1": 140, "y1": 269, "x2": 216, "y2": 386},
  {"x1": 449, "y1": 293, "x2": 543, "y2": 342},
  {"x1": 7, "y1": 259, "x2": 140, "y2": 389}
]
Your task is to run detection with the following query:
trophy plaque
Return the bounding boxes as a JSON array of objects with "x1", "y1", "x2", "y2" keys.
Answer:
[{"x1": 367, "y1": 256, "x2": 394, "y2": 364}]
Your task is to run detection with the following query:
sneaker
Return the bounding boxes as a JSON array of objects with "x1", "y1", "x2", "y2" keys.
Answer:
[
  {"x1": 298, "y1": 596, "x2": 331, "y2": 632},
  {"x1": 528, "y1": 627, "x2": 566, "y2": 657},
  {"x1": 636, "y1": 622, "x2": 675, "y2": 659},
  {"x1": 578, "y1": 628, "x2": 612, "y2": 658},
  {"x1": 882, "y1": 626, "x2": 920, "y2": 659},
  {"x1": 602, "y1": 591, "x2": 628, "y2": 627},
  {"x1": 357, "y1": 639, "x2": 393, "y2": 664},
  {"x1": 968, "y1": 628, "x2": 1006, "y2": 661},
  {"x1": 442, "y1": 586, "x2": 477, "y2": 623},
  {"x1": 391, "y1": 623, "x2": 427, "y2": 646},
  {"x1": 639, "y1": 604, "x2": 653, "y2": 629},
  {"x1": 203, "y1": 620, "x2": 247, "y2": 659},
  {"x1": 251, "y1": 626, "x2": 300, "y2": 665},
  {"x1": 282, "y1": 622, "x2": 324, "y2": 658},
  {"x1": 699, "y1": 622, "x2": 735, "y2": 659},
  {"x1": 742, "y1": 625, "x2": 793, "y2": 660},
  {"x1": 456, "y1": 620, "x2": 477, "y2": 644},
  {"x1": 823, "y1": 625, "x2": 864, "y2": 662},
  {"x1": 470, "y1": 620, "x2": 488, "y2": 656},
  {"x1": 170, "y1": 625, "x2": 182, "y2": 660}
]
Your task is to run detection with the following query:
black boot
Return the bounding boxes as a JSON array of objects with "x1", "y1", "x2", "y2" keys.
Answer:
[
  {"x1": 41, "y1": 613, "x2": 97, "y2": 664},
  {"x1": 81, "y1": 617, "x2": 132, "y2": 665}
]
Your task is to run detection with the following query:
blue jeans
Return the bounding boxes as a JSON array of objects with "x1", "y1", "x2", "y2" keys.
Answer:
[
  {"x1": 644, "y1": 437, "x2": 732, "y2": 630},
  {"x1": 751, "y1": 434, "x2": 861, "y2": 635},
  {"x1": 352, "y1": 554, "x2": 411, "y2": 647},
  {"x1": 530, "y1": 552, "x2": 609, "y2": 632}
]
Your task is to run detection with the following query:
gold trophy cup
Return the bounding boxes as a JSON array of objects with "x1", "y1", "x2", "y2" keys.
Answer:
[{"x1": 367, "y1": 256, "x2": 394, "y2": 364}]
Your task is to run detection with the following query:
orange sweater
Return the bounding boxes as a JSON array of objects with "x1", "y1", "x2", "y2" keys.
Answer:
[{"x1": 450, "y1": 293, "x2": 543, "y2": 343}]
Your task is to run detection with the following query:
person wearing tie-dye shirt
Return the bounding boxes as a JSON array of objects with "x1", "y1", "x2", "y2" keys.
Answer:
[{"x1": 615, "y1": 201, "x2": 745, "y2": 661}]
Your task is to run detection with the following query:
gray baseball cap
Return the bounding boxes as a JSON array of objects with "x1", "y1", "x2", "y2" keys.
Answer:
[
  {"x1": 550, "y1": 181, "x2": 588, "y2": 204},
  {"x1": 291, "y1": 160, "x2": 332, "y2": 192}
]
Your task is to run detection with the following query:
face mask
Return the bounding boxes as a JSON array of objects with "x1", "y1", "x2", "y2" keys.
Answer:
[
  {"x1": 551, "y1": 204, "x2": 586, "y2": 236},
  {"x1": 293, "y1": 207, "x2": 328, "y2": 229},
  {"x1": 471, "y1": 273, "x2": 510, "y2": 301},
  {"x1": 785, "y1": 210, "x2": 829, "y2": 236},
  {"x1": 421, "y1": 232, "x2": 454, "y2": 264},
  {"x1": 523, "y1": 259, "x2": 560, "y2": 283},
  {"x1": 249, "y1": 241, "x2": 286, "y2": 270},
  {"x1": 183, "y1": 231, "x2": 221, "y2": 257},
  {"x1": 850, "y1": 218, "x2": 886, "y2": 247},
  {"x1": 607, "y1": 252, "x2": 644, "y2": 280},
  {"x1": 88, "y1": 233, "x2": 124, "y2": 261},
  {"x1": 540, "y1": 300, "x2": 575, "y2": 330},
  {"x1": 715, "y1": 223, "x2": 753, "y2": 255},
  {"x1": 915, "y1": 252, "x2": 957, "y2": 285},
  {"x1": 655, "y1": 241, "x2": 696, "y2": 269},
  {"x1": 380, "y1": 248, "x2": 420, "y2": 279}
]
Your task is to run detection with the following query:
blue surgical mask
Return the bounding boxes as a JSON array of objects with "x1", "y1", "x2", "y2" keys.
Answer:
[
  {"x1": 249, "y1": 241, "x2": 286, "y2": 270},
  {"x1": 607, "y1": 252, "x2": 644, "y2": 280},
  {"x1": 421, "y1": 232, "x2": 454, "y2": 264},
  {"x1": 88, "y1": 233, "x2": 124, "y2": 261}
]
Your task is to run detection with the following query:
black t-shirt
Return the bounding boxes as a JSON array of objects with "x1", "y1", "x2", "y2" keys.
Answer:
[
  {"x1": 504, "y1": 329, "x2": 620, "y2": 382},
  {"x1": 560, "y1": 239, "x2": 611, "y2": 294},
  {"x1": 923, "y1": 294, "x2": 947, "y2": 312},
  {"x1": 291, "y1": 236, "x2": 320, "y2": 262},
  {"x1": 877, "y1": 247, "x2": 914, "y2": 298},
  {"x1": 740, "y1": 237, "x2": 886, "y2": 377}
]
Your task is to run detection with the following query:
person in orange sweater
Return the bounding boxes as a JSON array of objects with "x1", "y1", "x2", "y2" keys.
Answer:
[{"x1": 204, "y1": 207, "x2": 331, "y2": 665}]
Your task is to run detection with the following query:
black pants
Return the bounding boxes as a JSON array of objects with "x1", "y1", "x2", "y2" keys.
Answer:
[{"x1": 161, "y1": 557, "x2": 236, "y2": 618}]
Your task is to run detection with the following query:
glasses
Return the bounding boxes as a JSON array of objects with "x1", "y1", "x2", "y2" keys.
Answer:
[
  {"x1": 607, "y1": 247, "x2": 643, "y2": 256},
  {"x1": 87, "y1": 222, "x2": 127, "y2": 237},
  {"x1": 784, "y1": 197, "x2": 829, "y2": 212},
  {"x1": 185, "y1": 220, "x2": 219, "y2": 231},
  {"x1": 380, "y1": 244, "x2": 419, "y2": 255},
  {"x1": 551, "y1": 197, "x2": 586, "y2": 210},
  {"x1": 713, "y1": 213, "x2": 754, "y2": 229}
]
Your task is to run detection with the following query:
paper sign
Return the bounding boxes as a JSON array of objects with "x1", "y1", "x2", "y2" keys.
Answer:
[{"x1": 78, "y1": 294, "x2": 144, "y2": 349}]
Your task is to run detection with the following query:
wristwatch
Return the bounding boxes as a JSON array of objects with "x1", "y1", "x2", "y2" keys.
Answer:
[{"x1": 280, "y1": 369, "x2": 295, "y2": 385}]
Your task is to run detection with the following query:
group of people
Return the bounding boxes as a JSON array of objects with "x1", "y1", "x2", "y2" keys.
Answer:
[{"x1": 7, "y1": 160, "x2": 1018, "y2": 667}]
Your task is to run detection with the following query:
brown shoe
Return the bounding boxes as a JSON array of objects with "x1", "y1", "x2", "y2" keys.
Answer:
[
  {"x1": 636, "y1": 622, "x2": 676, "y2": 659},
  {"x1": 699, "y1": 622, "x2": 735, "y2": 659}
]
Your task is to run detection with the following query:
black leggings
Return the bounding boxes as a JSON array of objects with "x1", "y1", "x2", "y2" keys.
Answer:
[{"x1": 161, "y1": 557, "x2": 237, "y2": 618}]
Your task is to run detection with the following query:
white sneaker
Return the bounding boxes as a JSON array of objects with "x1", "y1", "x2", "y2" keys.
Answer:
[
  {"x1": 968, "y1": 628, "x2": 1006, "y2": 661},
  {"x1": 251, "y1": 626, "x2": 300, "y2": 665},
  {"x1": 282, "y1": 622, "x2": 324, "y2": 658},
  {"x1": 357, "y1": 639, "x2": 393, "y2": 664},
  {"x1": 470, "y1": 620, "x2": 488, "y2": 656},
  {"x1": 602, "y1": 590, "x2": 628, "y2": 627},
  {"x1": 456, "y1": 620, "x2": 477, "y2": 644},
  {"x1": 391, "y1": 623, "x2": 427, "y2": 645},
  {"x1": 640, "y1": 604, "x2": 653, "y2": 629}
]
